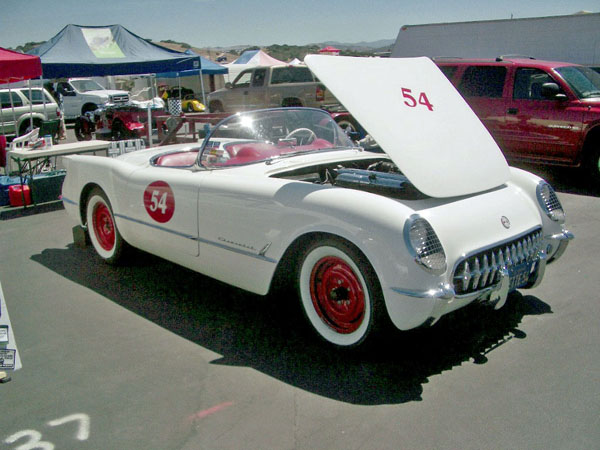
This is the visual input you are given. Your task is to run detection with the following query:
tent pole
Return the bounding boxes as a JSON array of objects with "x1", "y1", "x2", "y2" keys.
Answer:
[
  {"x1": 28, "y1": 79, "x2": 33, "y2": 132},
  {"x1": 147, "y1": 104, "x2": 152, "y2": 148},
  {"x1": 199, "y1": 68, "x2": 206, "y2": 107},
  {"x1": 9, "y1": 81, "x2": 17, "y2": 137},
  {"x1": 41, "y1": 77, "x2": 47, "y2": 118}
]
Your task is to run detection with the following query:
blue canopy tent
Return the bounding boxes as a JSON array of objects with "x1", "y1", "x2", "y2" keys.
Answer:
[
  {"x1": 156, "y1": 50, "x2": 227, "y2": 77},
  {"x1": 156, "y1": 50, "x2": 227, "y2": 105},
  {"x1": 28, "y1": 24, "x2": 200, "y2": 78}
]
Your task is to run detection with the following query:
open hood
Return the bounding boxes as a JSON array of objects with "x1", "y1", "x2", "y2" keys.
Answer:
[{"x1": 305, "y1": 55, "x2": 510, "y2": 198}]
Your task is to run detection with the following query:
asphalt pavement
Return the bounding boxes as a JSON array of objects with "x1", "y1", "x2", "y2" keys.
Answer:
[{"x1": 0, "y1": 142, "x2": 598, "y2": 449}]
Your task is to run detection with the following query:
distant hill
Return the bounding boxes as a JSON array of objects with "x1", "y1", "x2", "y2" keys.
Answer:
[
  {"x1": 155, "y1": 38, "x2": 395, "y2": 64},
  {"x1": 316, "y1": 39, "x2": 396, "y2": 51}
]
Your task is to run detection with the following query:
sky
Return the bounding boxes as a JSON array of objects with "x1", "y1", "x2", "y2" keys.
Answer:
[{"x1": 1, "y1": 0, "x2": 598, "y2": 50}]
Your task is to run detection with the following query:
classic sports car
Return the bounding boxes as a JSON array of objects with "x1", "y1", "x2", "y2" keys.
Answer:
[
  {"x1": 181, "y1": 94, "x2": 206, "y2": 113},
  {"x1": 61, "y1": 56, "x2": 572, "y2": 349}
]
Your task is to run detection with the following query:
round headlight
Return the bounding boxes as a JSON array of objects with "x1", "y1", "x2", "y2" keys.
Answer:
[
  {"x1": 404, "y1": 215, "x2": 447, "y2": 274},
  {"x1": 536, "y1": 182, "x2": 565, "y2": 222}
]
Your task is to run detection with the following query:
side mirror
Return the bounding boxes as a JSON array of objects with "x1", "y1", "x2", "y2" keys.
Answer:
[
  {"x1": 225, "y1": 82, "x2": 232, "y2": 89},
  {"x1": 541, "y1": 82, "x2": 567, "y2": 101}
]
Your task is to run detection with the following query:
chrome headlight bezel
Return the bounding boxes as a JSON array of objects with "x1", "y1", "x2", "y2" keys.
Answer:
[
  {"x1": 536, "y1": 181, "x2": 565, "y2": 223},
  {"x1": 403, "y1": 215, "x2": 447, "y2": 275}
]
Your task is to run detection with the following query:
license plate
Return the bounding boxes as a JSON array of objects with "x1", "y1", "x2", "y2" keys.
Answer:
[
  {"x1": 0, "y1": 349, "x2": 16, "y2": 370},
  {"x1": 509, "y1": 262, "x2": 533, "y2": 291}
]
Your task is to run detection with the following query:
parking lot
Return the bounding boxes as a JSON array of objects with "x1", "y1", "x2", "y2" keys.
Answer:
[{"x1": 0, "y1": 155, "x2": 598, "y2": 449}]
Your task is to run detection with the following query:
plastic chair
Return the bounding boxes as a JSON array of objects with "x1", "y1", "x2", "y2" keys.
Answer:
[{"x1": 6, "y1": 128, "x2": 39, "y2": 175}]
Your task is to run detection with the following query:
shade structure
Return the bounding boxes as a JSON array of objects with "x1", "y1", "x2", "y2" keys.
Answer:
[
  {"x1": 156, "y1": 50, "x2": 228, "y2": 77},
  {"x1": 28, "y1": 24, "x2": 201, "y2": 78},
  {"x1": 0, "y1": 47, "x2": 42, "y2": 84},
  {"x1": 225, "y1": 49, "x2": 285, "y2": 82}
]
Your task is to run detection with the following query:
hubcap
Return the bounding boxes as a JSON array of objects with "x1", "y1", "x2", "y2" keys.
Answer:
[
  {"x1": 309, "y1": 256, "x2": 365, "y2": 333},
  {"x1": 93, "y1": 202, "x2": 115, "y2": 251}
]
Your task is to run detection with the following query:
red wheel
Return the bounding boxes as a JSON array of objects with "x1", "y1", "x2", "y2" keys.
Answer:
[
  {"x1": 92, "y1": 201, "x2": 115, "y2": 251},
  {"x1": 86, "y1": 188, "x2": 125, "y2": 264},
  {"x1": 298, "y1": 238, "x2": 384, "y2": 348},
  {"x1": 310, "y1": 256, "x2": 365, "y2": 334}
]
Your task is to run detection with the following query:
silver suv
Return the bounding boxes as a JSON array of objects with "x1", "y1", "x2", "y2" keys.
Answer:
[{"x1": 0, "y1": 87, "x2": 60, "y2": 137}]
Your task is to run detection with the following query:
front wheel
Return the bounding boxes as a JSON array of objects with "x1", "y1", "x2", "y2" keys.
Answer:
[
  {"x1": 86, "y1": 188, "x2": 126, "y2": 264},
  {"x1": 74, "y1": 117, "x2": 93, "y2": 141},
  {"x1": 209, "y1": 101, "x2": 224, "y2": 113},
  {"x1": 297, "y1": 238, "x2": 386, "y2": 348}
]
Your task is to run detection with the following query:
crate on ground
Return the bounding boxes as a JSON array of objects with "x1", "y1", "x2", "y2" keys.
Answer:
[
  {"x1": 108, "y1": 139, "x2": 145, "y2": 157},
  {"x1": 30, "y1": 170, "x2": 66, "y2": 204}
]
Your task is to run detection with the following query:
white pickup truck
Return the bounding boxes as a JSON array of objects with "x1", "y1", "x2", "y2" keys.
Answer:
[
  {"x1": 55, "y1": 78, "x2": 130, "y2": 120},
  {"x1": 207, "y1": 65, "x2": 339, "y2": 112}
]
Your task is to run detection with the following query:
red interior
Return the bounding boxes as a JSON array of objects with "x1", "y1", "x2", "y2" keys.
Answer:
[{"x1": 153, "y1": 139, "x2": 334, "y2": 167}]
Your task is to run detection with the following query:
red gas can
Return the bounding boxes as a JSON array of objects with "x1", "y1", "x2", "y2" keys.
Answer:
[{"x1": 8, "y1": 184, "x2": 32, "y2": 207}]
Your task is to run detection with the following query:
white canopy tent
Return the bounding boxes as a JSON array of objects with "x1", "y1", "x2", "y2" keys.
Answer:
[{"x1": 225, "y1": 50, "x2": 285, "y2": 82}]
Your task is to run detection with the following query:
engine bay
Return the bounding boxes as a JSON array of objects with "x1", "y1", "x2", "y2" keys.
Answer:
[{"x1": 272, "y1": 157, "x2": 428, "y2": 200}]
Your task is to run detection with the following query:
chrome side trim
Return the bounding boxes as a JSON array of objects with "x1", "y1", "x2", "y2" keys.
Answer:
[
  {"x1": 61, "y1": 196, "x2": 78, "y2": 206},
  {"x1": 114, "y1": 212, "x2": 277, "y2": 264}
]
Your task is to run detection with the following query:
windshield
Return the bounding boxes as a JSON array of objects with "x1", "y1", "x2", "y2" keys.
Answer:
[
  {"x1": 555, "y1": 66, "x2": 600, "y2": 99},
  {"x1": 200, "y1": 108, "x2": 355, "y2": 168},
  {"x1": 70, "y1": 79, "x2": 106, "y2": 92}
]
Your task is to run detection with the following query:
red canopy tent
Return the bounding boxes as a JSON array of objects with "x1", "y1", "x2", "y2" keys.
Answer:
[
  {"x1": 0, "y1": 48, "x2": 42, "y2": 170},
  {"x1": 0, "y1": 47, "x2": 42, "y2": 84}
]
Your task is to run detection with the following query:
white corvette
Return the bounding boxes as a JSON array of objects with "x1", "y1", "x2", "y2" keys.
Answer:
[{"x1": 61, "y1": 56, "x2": 573, "y2": 348}]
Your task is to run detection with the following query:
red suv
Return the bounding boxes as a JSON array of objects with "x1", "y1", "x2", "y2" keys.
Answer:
[{"x1": 436, "y1": 57, "x2": 600, "y2": 184}]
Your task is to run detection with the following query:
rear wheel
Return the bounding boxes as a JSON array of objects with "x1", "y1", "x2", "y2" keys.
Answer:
[
  {"x1": 297, "y1": 238, "x2": 386, "y2": 348},
  {"x1": 86, "y1": 188, "x2": 125, "y2": 264},
  {"x1": 111, "y1": 121, "x2": 133, "y2": 141}
]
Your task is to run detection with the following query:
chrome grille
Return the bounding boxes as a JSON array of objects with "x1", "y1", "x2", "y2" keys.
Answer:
[
  {"x1": 452, "y1": 228, "x2": 543, "y2": 295},
  {"x1": 110, "y1": 94, "x2": 129, "y2": 104}
]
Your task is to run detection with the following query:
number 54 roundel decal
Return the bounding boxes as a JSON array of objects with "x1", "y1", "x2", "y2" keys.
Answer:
[{"x1": 143, "y1": 181, "x2": 175, "y2": 223}]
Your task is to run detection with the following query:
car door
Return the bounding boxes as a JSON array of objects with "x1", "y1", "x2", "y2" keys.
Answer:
[
  {"x1": 456, "y1": 65, "x2": 508, "y2": 147},
  {"x1": 55, "y1": 82, "x2": 78, "y2": 117},
  {"x1": 502, "y1": 67, "x2": 584, "y2": 164},
  {"x1": 119, "y1": 166, "x2": 202, "y2": 258},
  {"x1": 227, "y1": 69, "x2": 254, "y2": 111},
  {"x1": 245, "y1": 68, "x2": 268, "y2": 109},
  {"x1": 0, "y1": 91, "x2": 24, "y2": 135}
]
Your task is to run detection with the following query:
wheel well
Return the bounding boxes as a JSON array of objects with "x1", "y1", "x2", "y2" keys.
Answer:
[
  {"x1": 269, "y1": 232, "x2": 368, "y2": 294},
  {"x1": 79, "y1": 183, "x2": 103, "y2": 226},
  {"x1": 18, "y1": 117, "x2": 43, "y2": 135},
  {"x1": 583, "y1": 126, "x2": 600, "y2": 162},
  {"x1": 281, "y1": 98, "x2": 303, "y2": 107},
  {"x1": 81, "y1": 103, "x2": 98, "y2": 114}
]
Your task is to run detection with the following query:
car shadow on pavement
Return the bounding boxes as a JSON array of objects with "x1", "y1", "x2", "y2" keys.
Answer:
[
  {"x1": 512, "y1": 162, "x2": 599, "y2": 197},
  {"x1": 32, "y1": 244, "x2": 553, "y2": 406}
]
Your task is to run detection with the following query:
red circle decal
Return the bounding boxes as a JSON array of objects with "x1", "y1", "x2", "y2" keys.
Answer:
[{"x1": 143, "y1": 181, "x2": 175, "y2": 223}]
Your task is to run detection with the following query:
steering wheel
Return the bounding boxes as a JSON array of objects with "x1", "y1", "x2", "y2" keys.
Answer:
[{"x1": 285, "y1": 128, "x2": 317, "y2": 146}]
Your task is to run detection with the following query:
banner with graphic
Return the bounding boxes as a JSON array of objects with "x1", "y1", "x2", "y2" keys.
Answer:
[{"x1": 81, "y1": 28, "x2": 125, "y2": 59}]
